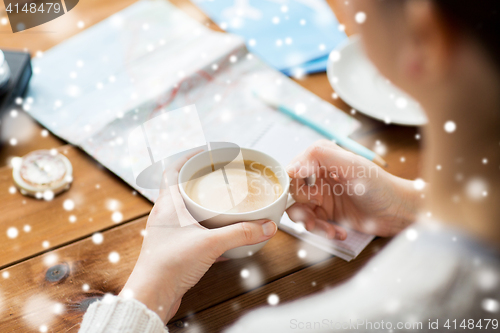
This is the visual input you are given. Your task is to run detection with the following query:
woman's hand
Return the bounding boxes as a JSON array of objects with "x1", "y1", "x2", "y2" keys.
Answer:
[
  {"x1": 119, "y1": 167, "x2": 277, "y2": 324},
  {"x1": 286, "y1": 140, "x2": 420, "y2": 240}
]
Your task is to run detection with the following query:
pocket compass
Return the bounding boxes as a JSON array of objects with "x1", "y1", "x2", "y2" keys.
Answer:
[{"x1": 12, "y1": 149, "x2": 73, "y2": 198}]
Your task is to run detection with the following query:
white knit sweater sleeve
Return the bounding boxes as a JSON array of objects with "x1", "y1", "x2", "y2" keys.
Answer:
[{"x1": 79, "y1": 295, "x2": 168, "y2": 333}]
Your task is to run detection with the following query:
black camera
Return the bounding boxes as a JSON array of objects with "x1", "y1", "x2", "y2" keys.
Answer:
[{"x1": 0, "y1": 49, "x2": 32, "y2": 114}]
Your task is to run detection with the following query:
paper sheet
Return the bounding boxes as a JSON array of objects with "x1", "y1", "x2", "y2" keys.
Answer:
[{"x1": 25, "y1": 0, "x2": 360, "y2": 202}]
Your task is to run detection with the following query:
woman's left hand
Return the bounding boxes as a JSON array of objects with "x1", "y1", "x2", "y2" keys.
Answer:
[{"x1": 119, "y1": 168, "x2": 277, "y2": 324}]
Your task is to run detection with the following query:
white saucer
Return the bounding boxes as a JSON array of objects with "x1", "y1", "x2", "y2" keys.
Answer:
[{"x1": 327, "y1": 36, "x2": 427, "y2": 126}]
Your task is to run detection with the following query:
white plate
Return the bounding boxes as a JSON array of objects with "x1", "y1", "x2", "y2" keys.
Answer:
[{"x1": 327, "y1": 36, "x2": 427, "y2": 126}]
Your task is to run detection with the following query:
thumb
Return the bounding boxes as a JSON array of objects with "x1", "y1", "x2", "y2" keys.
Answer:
[{"x1": 210, "y1": 219, "x2": 277, "y2": 255}]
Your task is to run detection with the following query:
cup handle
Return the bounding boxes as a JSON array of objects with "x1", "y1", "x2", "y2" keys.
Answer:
[
  {"x1": 285, "y1": 174, "x2": 315, "y2": 210},
  {"x1": 285, "y1": 193, "x2": 296, "y2": 210}
]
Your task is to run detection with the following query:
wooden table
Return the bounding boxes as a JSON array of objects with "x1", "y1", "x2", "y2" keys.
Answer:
[{"x1": 0, "y1": 1, "x2": 422, "y2": 332}]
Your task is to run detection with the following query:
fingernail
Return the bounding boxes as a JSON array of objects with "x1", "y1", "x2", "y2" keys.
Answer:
[
  {"x1": 306, "y1": 174, "x2": 316, "y2": 186},
  {"x1": 286, "y1": 161, "x2": 301, "y2": 174},
  {"x1": 336, "y1": 232, "x2": 345, "y2": 240},
  {"x1": 310, "y1": 199, "x2": 319, "y2": 206},
  {"x1": 262, "y1": 221, "x2": 277, "y2": 236}
]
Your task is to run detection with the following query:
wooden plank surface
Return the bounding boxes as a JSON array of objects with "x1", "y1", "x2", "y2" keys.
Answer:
[
  {"x1": 0, "y1": 125, "x2": 420, "y2": 332},
  {"x1": 0, "y1": 145, "x2": 152, "y2": 269},
  {"x1": 0, "y1": 216, "x2": 345, "y2": 332},
  {"x1": 167, "y1": 237, "x2": 392, "y2": 333},
  {"x1": 0, "y1": 0, "x2": 139, "y2": 51},
  {"x1": 0, "y1": 217, "x2": 147, "y2": 333},
  {"x1": 0, "y1": 208, "x2": 358, "y2": 331},
  {"x1": 0, "y1": 111, "x2": 65, "y2": 168},
  {"x1": 0, "y1": 123, "x2": 420, "y2": 332},
  {"x1": 0, "y1": 0, "x2": 423, "y2": 332},
  {"x1": 0, "y1": 0, "x2": 141, "y2": 166}
]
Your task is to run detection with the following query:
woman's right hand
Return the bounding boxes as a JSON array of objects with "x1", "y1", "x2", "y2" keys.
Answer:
[{"x1": 286, "y1": 140, "x2": 420, "y2": 240}]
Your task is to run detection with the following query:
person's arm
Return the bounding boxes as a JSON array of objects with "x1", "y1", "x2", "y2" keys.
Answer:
[
  {"x1": 78, "y1": 166, "x2": 277, "y2": 332},
  {"x1": 224, "y1": 228, "x2": 460, "y2": 333},
  {"x1": 79, "y1": 295, "x2": 167, "y2": 333}
]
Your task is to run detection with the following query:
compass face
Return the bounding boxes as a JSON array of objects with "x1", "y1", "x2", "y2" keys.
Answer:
[
  {"x1": 12, "y1": 149, "x2": 73, "y2": 198},
  {"x1": 20, "y1": 151, "x2": 68, "y2": 188}
]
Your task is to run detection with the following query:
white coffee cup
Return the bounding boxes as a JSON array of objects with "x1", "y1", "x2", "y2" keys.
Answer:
[{"x1": 178, "y1": 147, "x2": 293, "y2": 258}]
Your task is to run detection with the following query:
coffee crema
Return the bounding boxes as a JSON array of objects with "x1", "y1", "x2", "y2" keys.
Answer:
[{"x1": 184, "y1": 160, "x2": 282, "y2": 213}]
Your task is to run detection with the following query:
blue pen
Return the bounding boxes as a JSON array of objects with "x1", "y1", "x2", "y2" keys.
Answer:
[{"x1": 254, "y1": 91, "x2": 388, "y2": 167}]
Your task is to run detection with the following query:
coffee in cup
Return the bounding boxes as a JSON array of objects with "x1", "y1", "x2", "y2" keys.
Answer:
[
  {"x1": 178, "y1": 147, "x2": 293, "y2": 258},
  {"x1": 185, "y1": 160, "x2": 283, "y2": 214}
]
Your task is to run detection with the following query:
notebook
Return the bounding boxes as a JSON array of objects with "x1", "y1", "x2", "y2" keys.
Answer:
[{"x1": 251, "y1": 124, "x2": 375, "y2": 261}]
